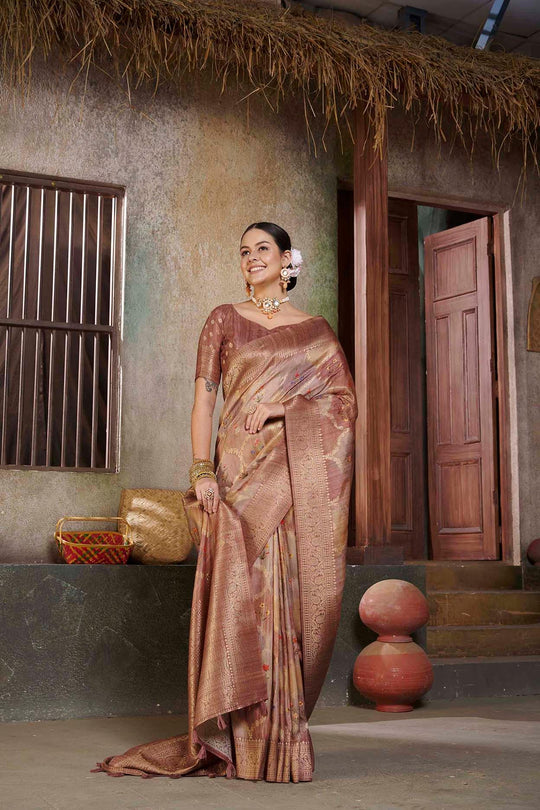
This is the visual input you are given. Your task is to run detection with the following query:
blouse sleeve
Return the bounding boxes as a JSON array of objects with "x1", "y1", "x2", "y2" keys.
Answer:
[{"x1": 194, "y1": 307, "x2": 224, "y2": 386}]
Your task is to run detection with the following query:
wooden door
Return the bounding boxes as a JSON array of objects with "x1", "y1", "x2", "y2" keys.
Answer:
[
  {"x1": 388, "y1": 199, "x2": 426, "y2": 559},
  {"x1": 424, "y1": 217, "x2": 499, "y2": 560}
]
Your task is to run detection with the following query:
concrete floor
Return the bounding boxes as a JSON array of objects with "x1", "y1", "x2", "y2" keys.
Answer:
[{"x1": 1, "y1": 696, "x2": 539, "y2": 810}]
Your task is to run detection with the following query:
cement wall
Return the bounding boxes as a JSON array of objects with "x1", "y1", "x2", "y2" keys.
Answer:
[
  {"x1": 0, "y1": 60, "x2": 538, "y2": 562},
  {"x1": 0, "y1": 562, "x2": 426, "y2": 722},
  {"x1": 0, "y1": 60, "x2": 339, "y2": 562}
]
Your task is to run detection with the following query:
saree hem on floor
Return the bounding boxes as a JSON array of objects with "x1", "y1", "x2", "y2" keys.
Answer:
[{"x1": 92, "y1": 317, "x2": 357, "y2": 783}]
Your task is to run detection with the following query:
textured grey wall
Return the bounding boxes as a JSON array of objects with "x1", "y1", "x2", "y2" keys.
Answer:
[
  {"x1": 0, "y1": 61, "x2": 339, "y2": 562},
  {"x1": 0, "y1": 62, "x2": 538, "y2": 562}
]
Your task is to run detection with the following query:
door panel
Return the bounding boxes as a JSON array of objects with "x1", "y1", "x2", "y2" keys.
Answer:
[
  {"x1": 388, "y1": 199, "x2": 425, "y2": 559},
  {"x1": 424, "y1": 217, "x2": 499, "y2": 560}
]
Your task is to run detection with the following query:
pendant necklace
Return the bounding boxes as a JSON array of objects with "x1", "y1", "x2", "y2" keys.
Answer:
[{"x1": 249, "y1": 294, "x2": 290, "y2": 320}]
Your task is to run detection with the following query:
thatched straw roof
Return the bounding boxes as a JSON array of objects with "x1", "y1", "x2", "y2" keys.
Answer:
[{"x1": 2, "y1": 0, "x2": 539, "y2": 169}]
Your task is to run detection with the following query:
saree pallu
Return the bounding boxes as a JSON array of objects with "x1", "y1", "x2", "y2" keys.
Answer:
[{"x1": 93, "y1": 317, "x2": 357, "y2": 782}]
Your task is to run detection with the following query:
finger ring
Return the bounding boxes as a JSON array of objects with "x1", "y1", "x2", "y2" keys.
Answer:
[
  {"x1": 204, "y1": 489, "x2": 214, "y2": 500},
  {"x1": 246, "y1": 404, "x2": 257, "y2": 414}
]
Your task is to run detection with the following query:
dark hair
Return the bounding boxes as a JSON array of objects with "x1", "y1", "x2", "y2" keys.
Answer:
[{"x1": 240, "y1": 221, "x2": 297, "y2": 291}]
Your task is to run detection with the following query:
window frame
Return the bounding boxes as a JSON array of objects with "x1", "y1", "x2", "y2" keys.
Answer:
[{"x1": 0, "y1": 168, "x2": 125, "y2": 473}]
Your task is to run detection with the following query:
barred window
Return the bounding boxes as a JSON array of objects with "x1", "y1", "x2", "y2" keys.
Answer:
[{"x1": 0, "y1": 169, "x2": 124, "y2": 471}]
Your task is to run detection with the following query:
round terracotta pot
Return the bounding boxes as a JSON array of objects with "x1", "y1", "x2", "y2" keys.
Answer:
[
  {"x1": 353, "y1": 640, "x2": 434, "y2": 712},
  {"x1": 527, "y1": 538, "x2": 540, "y2": 567},
  {"x1": 360, "y1": 579, "x2": 429, "y2": 641}
]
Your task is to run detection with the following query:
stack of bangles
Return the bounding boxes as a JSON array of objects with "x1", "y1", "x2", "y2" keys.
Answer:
[{"x1": 189, "y1": 458, "x2": 217, "y2": 504}]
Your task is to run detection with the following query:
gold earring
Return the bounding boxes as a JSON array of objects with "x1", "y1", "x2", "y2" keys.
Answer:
[{"x1": 245, "y1": 280, "x2": 251, "y2": 298}]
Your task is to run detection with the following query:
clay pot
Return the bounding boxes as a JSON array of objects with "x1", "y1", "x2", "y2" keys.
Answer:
[
  {"x1": 353, "y1": 640, "x2": 434, "y2": 712},
  {"x1": 360, "y1": 579, "x2": 429, "y2": 641},
  {"x1": 353, "y1": 579, "x2": 433, "y2": 711},
  {"x1": 527, "y1": 538, "x2": 540, "y2": 567}
]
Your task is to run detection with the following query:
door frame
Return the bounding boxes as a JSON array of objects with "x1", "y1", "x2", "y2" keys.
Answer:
[
  {"x1": 388, "y1": 188, "x2": 517, "y2": 563},
  {"x1": 340, "y1": 170, "x2": 518, "y2": 564},
  {"x1": 343, "y1": 108, "x2": 518, "y2": 565}
]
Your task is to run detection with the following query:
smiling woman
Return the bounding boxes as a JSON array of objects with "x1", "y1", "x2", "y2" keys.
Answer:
[
  {"x1": 92, "y1": 223, "x2": 358, "y2": 783},
  {"x1": 242, "y1": 221, "x2": 299, "y2": 291}
]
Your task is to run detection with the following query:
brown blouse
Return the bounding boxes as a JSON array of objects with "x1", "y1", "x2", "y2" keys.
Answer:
[{"x1": 195, "y1": 303, "x2": 316, "y2": 386}]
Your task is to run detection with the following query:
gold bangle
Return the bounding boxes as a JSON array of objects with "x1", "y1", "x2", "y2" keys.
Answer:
[
  {"x1": 189, "y1": 462, "x2": 215, "y2": 474},
  {"x1": 189, "y1": 459, "x2": 215, "y2": 485},
  {"x1": 190, "y1": 470, "x2": 217, "y2": 487},
  {"x1": 189, "y1": 467, "x2": 214, "y2": 475},
  {"x1": 190, "y1": 467, "x2": 214, "y2": 479}
]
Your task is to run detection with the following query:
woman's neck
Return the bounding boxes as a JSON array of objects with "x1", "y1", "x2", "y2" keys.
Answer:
[{"x1": 250, "y1": 283, "x2": 286, "y2": 300}]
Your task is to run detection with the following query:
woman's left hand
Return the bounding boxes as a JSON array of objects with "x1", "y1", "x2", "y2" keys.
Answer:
[{"x1": 245, "y1": 402, "x2": 285, "y2": 433}]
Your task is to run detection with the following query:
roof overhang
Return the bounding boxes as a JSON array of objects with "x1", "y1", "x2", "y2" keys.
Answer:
[{"x1": 1, "y1": 0, "x2": 538, "y2": 169}]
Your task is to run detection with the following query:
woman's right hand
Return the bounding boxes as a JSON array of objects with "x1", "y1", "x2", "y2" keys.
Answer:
[{"x1": 194, "y1": 476, "x2": 221, "y2": 514}]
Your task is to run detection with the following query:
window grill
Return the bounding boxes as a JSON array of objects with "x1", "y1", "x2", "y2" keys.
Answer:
[{"x1": 0, "y1": 169, "x2": 124, "y2": 471}]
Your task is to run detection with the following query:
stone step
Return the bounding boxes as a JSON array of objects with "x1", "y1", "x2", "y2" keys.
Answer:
[
  {"x1": 424, "y1": 562, "x2": 522, "y2": 592},
  {"x1": 427, "y1": 623, "x2": 540, "y2": 658},
  {"x1": 427, "y1": 655, "x2": 540, "y2": 699},
  {"x1": 428, "y1": 590, "x2": 540, "y2": 627}
]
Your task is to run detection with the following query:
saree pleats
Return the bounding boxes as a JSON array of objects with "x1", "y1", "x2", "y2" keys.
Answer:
[
  {"x1": 229, "y1": 505, "x2": 312, "y2": 782},
  {"x1": 93, "y1": 313, "x2": 357, "y2": 783}
]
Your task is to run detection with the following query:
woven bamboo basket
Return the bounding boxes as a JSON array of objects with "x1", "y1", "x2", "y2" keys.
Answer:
[{"x1": 55, "y1": 516, "x2": 133, "y2": 564}]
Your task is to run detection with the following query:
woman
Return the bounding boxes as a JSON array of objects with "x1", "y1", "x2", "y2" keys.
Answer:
[{"x1": 93, "y1": 222, "x2": 357, "y2": 783}]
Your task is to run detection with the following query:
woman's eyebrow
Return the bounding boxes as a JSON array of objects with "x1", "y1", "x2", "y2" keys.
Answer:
[{"x1": 240, "y1": 240, "x2": 271, "y2": 250}]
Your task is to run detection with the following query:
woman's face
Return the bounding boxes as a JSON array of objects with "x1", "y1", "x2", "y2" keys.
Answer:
[{"x1": 239, "y1": 228, "x2": 291, "y2": 291}]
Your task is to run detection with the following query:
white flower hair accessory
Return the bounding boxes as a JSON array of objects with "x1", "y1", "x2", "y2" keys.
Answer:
[{"x1": 288, "y1": 247, "x2": 303, "y2": 277}]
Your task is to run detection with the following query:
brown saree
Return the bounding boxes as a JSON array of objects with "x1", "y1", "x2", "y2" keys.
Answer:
[{"x1": 92, "y1": 303, "x2": 357, "y2": 782}]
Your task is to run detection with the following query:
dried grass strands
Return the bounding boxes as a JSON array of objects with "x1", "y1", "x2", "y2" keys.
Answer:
[{"x1": 1, "y1": 0, "x2": 539, "y2": 169}]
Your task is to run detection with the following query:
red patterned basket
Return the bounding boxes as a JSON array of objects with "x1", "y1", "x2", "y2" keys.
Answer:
[{"x1": 55, "y1": 516, "x2": 133, "y2": 564}]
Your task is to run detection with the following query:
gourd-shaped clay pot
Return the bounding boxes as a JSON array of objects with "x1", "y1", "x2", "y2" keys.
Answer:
[
  {"x1": 353, "y1": 579, "x2": 433, "y2": 712},
  {"x1": 527, "y1": 538, "x2": 540, "y2": 567}
]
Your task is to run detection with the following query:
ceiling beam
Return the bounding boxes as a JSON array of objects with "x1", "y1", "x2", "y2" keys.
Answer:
[{"x1": 474, "y1": 0, "x2": 511, "y2": 50}]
